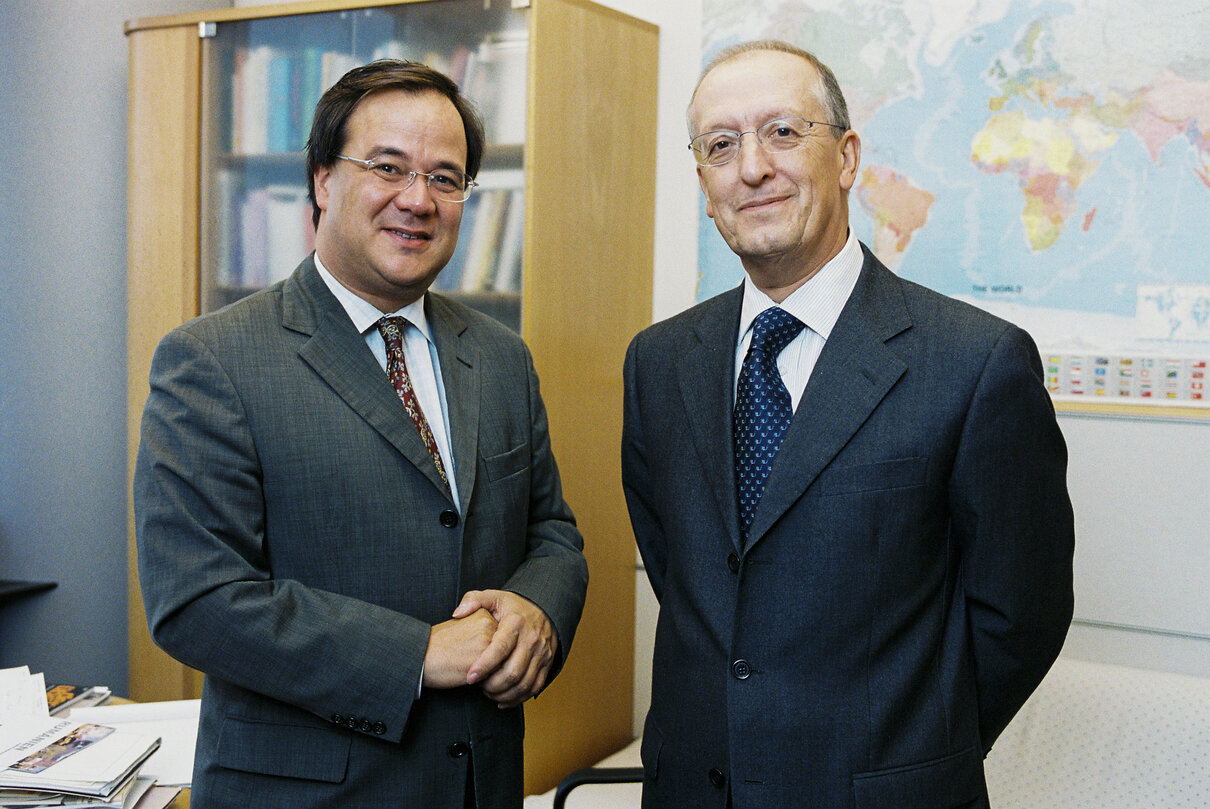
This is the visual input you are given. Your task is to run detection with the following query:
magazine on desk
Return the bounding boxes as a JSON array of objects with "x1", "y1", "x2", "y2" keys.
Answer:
[
  {"x1": 0, "y1": 715, "x2": 160, "y2": 801},
  {"x1": 0, "y1": 775, "x2": 162, "y2": 808}
]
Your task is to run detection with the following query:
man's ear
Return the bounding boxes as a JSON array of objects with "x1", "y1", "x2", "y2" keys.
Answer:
[
  {"x1": 313, "y1": 166, "x2": 333, "y2": 214},
  {"x1": 697, "y1": 167, "x2": 715, "y2": 219},
  {"x1": 838, "y1": 130, "x2": 861, "y2": 192}
]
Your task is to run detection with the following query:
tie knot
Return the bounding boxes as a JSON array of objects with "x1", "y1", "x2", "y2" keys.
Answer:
[
  {"x1": 749, "y1": 307, "x2": 805, "y2": 358},
  {"x1": 377, "y1": 316, "x2": 408, "y2": 348}
]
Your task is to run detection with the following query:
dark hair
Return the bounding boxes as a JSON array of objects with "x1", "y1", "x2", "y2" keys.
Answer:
[
  {"x1": 688, "y1": 40, "x2": 851, "y2": 136},
  {"x1": 305, "y1": 59, "x2": 486, "y2": 227}
]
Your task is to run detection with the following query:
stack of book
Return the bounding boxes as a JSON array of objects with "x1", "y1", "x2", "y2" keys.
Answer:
[
  {"x1": 1, "y1": 667, "x2": 166, "y2": 808},
  {"x1": 225, "y1": 28, "x2": 530, "y2": 156}
]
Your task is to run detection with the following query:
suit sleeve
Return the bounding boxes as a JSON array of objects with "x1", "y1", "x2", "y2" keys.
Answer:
[
  {"x1": 496, "y1": 347, "x2": 589, "y2": 679},
  {"x1": 135, "y1": 328, "x2": 429, "y2": 743},
  {"x1": 621, "y1": 335, "x2": 668, "y2": 602},
  {"x1": 949, "y1": 324, "x2": 1075, "y2": 749}
]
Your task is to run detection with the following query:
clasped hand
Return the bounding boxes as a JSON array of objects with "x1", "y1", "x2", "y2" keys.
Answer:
[{"x1": 423, "y1": 590, "x2": 556, "y2": 709}]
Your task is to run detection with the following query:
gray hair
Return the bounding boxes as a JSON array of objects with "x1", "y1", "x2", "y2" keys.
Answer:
[{"x1": 687, "y1": 40, "x2": 850, "y2": 136}]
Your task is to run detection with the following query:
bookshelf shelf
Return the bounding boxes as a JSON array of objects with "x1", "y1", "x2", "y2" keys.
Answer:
[{"x1": 125, "y1": 0, "x2": 656, "y2": 794}]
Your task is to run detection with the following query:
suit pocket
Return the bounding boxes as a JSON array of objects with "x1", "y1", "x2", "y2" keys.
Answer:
[
  {"x1": 851, "y1": 746, "x2": 984, "y2": 809},
  {"x1": 816, "y1": 456, "x2": 927, "y2": 497},
  {"x1": 216, "y1": 715, "x2": 350, "y2": 783},
  {"x1": 483, "y1": 443, "x2": 527, "y2": 482}
]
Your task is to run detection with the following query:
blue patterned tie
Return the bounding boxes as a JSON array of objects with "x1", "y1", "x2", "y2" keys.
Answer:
[{"x1": 734, "y1": 307, "x2": 805, "y2": 535}]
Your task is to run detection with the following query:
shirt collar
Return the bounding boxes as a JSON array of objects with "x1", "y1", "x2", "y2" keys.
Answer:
[
  {"x1": 738, "y1": 229, "x2": 863, "y2": 343},
  {"x1": 313, "y1": 252, "x2": 433, "y2": 342}
]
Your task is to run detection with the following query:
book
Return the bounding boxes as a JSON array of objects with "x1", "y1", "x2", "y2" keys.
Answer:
[
  {"x1": 460, "y1": 188, "x2": 509, "y2": 292},
  {"x1": 492, "y1": 187, "x2": 526, "y2": 294},
  {"x1": 45, "y1": 686, "x2": 111, "y2": 716},
  {"x1": 263, "y1": 184, "x2": 312, "y2": 284}
]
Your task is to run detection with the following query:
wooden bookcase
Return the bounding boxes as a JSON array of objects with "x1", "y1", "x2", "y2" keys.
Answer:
[{"x1": 125, "y1": 0, "x2": 656, "y2": 792}]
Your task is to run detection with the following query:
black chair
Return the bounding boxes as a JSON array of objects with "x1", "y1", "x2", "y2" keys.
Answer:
[{"x1": 552, "y1": 766, "x2": 644, "y2": 809}]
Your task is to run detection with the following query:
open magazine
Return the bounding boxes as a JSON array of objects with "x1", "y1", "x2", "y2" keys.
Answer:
[
  {"x1": 0, "y1": 716, "x2": 160, "y2": 803},
  {"x1": 1, "y1": 667, "x2": 171, "y2": 808}
]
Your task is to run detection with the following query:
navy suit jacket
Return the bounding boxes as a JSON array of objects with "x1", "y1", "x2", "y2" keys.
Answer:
[
  {"x1": 135, "y1": 256, "x2": 587, "y2": 809},
  {"x1": 622, "y1": 246, "x2": 1074, "y2": 809}
]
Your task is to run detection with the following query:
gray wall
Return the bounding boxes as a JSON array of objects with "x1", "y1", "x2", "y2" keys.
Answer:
[{"x1": 0, "y1": 0, "x2": 217, "y2": 693}]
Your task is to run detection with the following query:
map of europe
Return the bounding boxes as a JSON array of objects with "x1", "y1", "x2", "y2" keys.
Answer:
[{"x1": 698, "y1": 0, "x2": 1210, "y2": 405}]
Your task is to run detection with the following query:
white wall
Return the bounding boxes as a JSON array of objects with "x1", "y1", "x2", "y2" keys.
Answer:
[{"x1": 1059, "y1": 412, "x2": 1210, "y2": 676}]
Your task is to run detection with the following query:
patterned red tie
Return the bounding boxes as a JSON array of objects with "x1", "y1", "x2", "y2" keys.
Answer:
[{"x1": 376, "y1": 316, "x2": 450, "y2": 493}]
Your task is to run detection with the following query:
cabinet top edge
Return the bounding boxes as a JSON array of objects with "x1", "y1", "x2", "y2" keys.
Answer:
[
  {"x1": 125, "y1": 0, "x2": 438, "y2": 35},
  {"x1": 124, "y1": 0, "x2": 658, "y2": 37}
]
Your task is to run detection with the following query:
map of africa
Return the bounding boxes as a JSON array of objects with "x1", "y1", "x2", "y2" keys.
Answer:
[{"x1": 698, "y1": 0, "x2": 1210, "y2": 406}]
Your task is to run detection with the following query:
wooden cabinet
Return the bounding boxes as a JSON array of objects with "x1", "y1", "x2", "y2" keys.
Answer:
[{"x1": 125, "y1": 0, "x2": 655, "y2": 792}]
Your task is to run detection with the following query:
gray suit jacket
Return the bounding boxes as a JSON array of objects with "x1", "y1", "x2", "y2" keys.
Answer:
[
  {"x1": 135, "y1": 256, "x2": 587, "y2": 809},
  {"x1": 622, "y1": 246, "x2": 1074, "y2": 809}
]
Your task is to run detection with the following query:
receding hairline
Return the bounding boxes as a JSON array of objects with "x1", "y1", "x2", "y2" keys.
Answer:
[{"x1": 686, "y1": 40, "x2": 850, "y2": 136}]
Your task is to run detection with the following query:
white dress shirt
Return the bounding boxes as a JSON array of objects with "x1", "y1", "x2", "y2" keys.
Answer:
[
  {"x1": 734, "y1": 230, "x2": 864, "y2": 412},
  {"x1": 314, "y1": 254, "x2": 460, "y2": 510}
]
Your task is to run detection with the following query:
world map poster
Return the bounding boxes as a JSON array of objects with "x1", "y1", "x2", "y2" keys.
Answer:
[{"x1": 698, "y1": 0, "x2": 1210, "y2": 414}]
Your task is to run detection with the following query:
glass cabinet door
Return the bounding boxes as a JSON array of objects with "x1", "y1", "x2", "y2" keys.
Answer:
[{"x1": 198, "y1": 0, "x2": 528, "y2": 330}]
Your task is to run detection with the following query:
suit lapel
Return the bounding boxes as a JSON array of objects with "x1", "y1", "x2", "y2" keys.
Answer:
[
  {"x1": 427, "y1": 295, "x2": 479, "y2": 515},
  {"x1": 679, "y1": 288, "x2": 745, "y2": 552},
  {"x1": 283, "y1": 258, "x2": 454, "y2": 500},
  {"x1": 744, "y1": 250, "x2": 912, "y2": 548}
]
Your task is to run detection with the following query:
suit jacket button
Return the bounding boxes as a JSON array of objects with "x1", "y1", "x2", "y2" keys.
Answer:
[
  {"x1": 331, "y1": 713, "x2": 344, "y2": 725},
  {"x1": 448, "y1": 741, "x2": 470, "y2": 758},
  {"x1": 731, "y1": 659, "x2": 751, "y2": 679},
  {"x1": 373, "y1": 722, "x2": 387, "y2": 735},
  {"x1": 708, "y1": 768, "x2": 726, "y2": 789},
  {"x1": 440, "y1": 509, "x2": 459, "y2": 528},
  {"x1": 727, "y1": 552, "x2": 740, "y2": 573},
  {"x1": 345, "y1": 715, "x2": 359, "y2": 729},
  {"x1": 359, "y1": 718, "x2": 373, "y2": 732}
]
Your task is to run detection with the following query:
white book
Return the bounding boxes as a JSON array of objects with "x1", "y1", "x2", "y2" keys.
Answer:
[{"x1": 263, "y1": 185, "x2": 311, "y2": 284}]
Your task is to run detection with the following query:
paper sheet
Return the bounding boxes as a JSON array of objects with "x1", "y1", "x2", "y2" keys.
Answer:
[{"x1": 69, "y1": 701, "x2": 200, "y2": 787}]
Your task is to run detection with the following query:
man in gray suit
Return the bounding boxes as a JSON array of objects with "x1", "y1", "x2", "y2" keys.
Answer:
[
  {"x1": 622, "y1": 41, "x2": 1074, "y2": 809},
  {"x1": 135, "y1": 60, "x2": 587, "y2": 809}
]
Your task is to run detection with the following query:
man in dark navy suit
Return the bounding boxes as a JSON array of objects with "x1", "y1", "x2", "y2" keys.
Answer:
[{"x1": 622, "y1": 40, "x2": 1074, "y2": 809}]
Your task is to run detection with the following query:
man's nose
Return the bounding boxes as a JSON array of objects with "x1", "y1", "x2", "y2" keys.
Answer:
[
  {"x1": 393, "y1": 174, "x2": 437, "y2": 212},
  {"x1": 736, "y1": 131, "x2": 775, "y2": 182}
]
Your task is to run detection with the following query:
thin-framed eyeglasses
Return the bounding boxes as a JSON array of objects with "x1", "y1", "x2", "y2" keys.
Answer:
[
  {"x1": 689, "y1": 117, "x2": 846, "y2": 167},
  {"x1": 335, "y1": 154, "x2": 478, "y2": 202}
]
